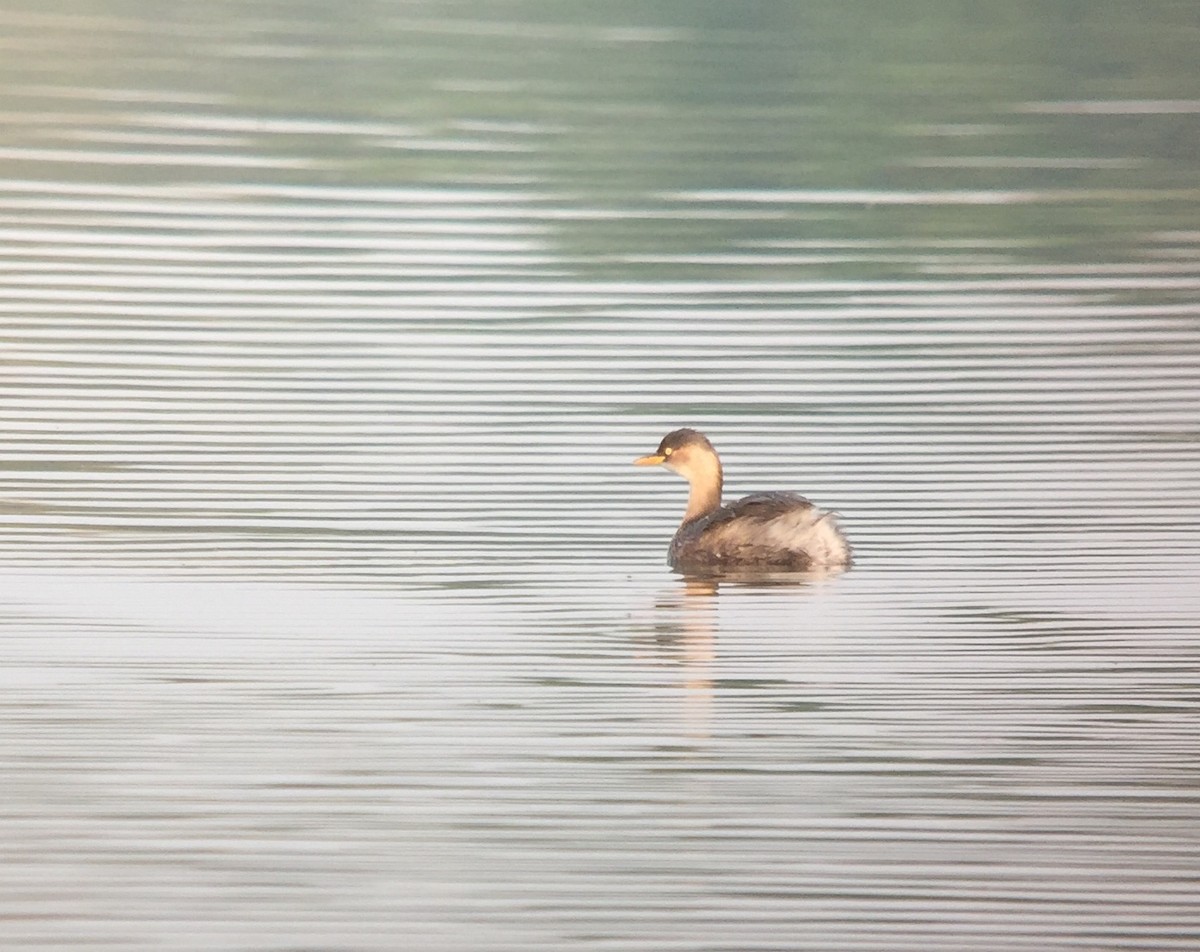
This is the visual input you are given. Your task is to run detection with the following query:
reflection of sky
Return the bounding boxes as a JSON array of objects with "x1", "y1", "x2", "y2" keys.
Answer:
[{"x1": 4, "y1": 558, "x2": 1198, "y2": 949}]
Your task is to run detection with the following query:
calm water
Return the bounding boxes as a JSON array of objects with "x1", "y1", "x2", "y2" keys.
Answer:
[{"x1": 2, "y1": 2, "x2": 1199, "y2": 950}]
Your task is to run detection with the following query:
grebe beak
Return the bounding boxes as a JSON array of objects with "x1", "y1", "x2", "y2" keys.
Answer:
[{"x1": 633, "y1": 453, "x2": 666, "y2": 466}]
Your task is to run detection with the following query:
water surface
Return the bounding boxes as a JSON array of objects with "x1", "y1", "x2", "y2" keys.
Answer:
[{"x1": 1, "y1": 2, "x2": 1199, "y2": 950}]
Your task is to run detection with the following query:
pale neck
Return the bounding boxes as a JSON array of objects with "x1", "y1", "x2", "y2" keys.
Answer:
[{"x1": 681, "y1": 452, "x2": 723, "y2": 523}]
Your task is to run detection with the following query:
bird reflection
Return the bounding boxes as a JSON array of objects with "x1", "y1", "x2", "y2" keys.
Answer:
[
  {"x1": 633, "y1": 569, "x2": 846, "y2": 740},
  {"x1": 631, "y1": 578, "x2": 719, "y2": 739}
]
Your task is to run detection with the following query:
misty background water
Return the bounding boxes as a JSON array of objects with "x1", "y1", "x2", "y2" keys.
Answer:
[{"x1": 1, "y1": 2, "x2": 1199, "y2": 950}]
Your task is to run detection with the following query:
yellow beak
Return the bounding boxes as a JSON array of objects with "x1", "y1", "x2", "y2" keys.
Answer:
[{"x1": 633, "y1": 453, "x2": 666, "y2": 466}]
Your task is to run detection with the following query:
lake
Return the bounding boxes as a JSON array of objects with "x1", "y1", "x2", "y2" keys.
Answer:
[{"x1": 1, "y1": 2, "x2": 1199, "y2": 950}]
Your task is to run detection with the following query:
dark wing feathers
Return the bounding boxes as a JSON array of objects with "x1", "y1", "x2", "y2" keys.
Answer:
[
  {"x1": 670, "y1": 491, "x2": 833, "y2": 570},
  {"x1": 708, "y1": 491, "x2": 814, "y2": 525}
]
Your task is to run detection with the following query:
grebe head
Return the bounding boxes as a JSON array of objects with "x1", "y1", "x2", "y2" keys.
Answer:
[
  {"x1": 634, "y1": 428, "x2": 724, "y2": 521},
  {"x1": 633, "y1": 427, "x2": 716, "y2": 474}
]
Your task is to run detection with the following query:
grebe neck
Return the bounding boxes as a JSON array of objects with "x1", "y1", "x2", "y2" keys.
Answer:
[{"x1": 682, "y1": 453, "x2": 723, "y2": 524}]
